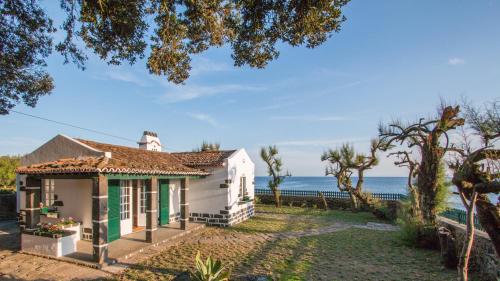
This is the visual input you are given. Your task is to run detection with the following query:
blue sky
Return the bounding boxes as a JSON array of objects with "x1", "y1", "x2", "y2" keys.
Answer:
[{"x1": 1, "y1": 0, "x2": 499, "y2": 176}]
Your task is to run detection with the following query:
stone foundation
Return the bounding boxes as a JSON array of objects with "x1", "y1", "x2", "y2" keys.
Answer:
[
  {"x1": 438, "y1": 217, "x2": 499, "y2": 281},
  {"x1": 190, "y1": 202, "x2": 255, "y2": 227}
]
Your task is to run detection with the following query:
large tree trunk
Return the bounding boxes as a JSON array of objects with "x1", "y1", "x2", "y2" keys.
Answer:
[
  {"x1": 475, "y1": 195, "x2": 500, "y2": 257},
  {"x1": 458, "y1": 192, "x2": 477, "y2": 281},
  {"x1": 348, "y1": 192, "x2": 358, "y2": 211},
  {"x1": 416, "y1": 152, "x2": 440, "y2": 225},
  {"x1": 271, "y1": 188, "x2": 281, "y2": 208}
]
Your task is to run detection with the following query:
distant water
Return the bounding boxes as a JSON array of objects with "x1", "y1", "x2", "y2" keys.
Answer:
[
  {"x1": 255, "y1": 176, "x2": 465, "y2": 209},
  {"x1": 255, "y1": 176, "x2": 408, "y2": 193}
]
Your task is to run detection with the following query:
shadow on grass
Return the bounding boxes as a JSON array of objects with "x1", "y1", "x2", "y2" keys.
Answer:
[{"x1": 232, "y1": 233, "x2": 323, "y2": 280}]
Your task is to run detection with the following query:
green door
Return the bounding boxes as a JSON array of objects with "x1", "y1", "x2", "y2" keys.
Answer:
[
  {"x1": 159, "y1": 179, "x2": 170, "y2": 225},
  {"x1": 108, "y1": 180, "x2": 121, "y2": 242}
]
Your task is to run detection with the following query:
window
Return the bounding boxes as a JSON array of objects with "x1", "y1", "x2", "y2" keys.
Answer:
[
  {"x1": 139, "y1": 181, "x2": 146, "y2": 214},
  {"x1": 239, "y1": 176, "x2": 247, "y2": 198},
  {"x1": 44, "y1": 179, "x2": 55, "y2": 206},
  {"x1": 120, "y1": 180, "x2": 131, "y2": 220}
]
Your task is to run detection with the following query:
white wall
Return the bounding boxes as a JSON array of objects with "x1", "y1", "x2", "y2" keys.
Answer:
[
  {"x1": 188, "y1": 167, "x2": 230, "y2": 214},
  {"x1": 188, "y1": 149, "x2": 255, "y2": 216},
  {"x1": 227, "y1": 149, "x2": 255, "y2": 214},
  {"x1": 53, "y1": 179, "x2": 92, "y2": 229},
  {"x1": 16, "y1": 174, "x2": 27, "y2": 213}
]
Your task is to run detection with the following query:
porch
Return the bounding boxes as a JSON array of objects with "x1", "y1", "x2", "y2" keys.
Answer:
[
  {"x1": 18, "y1": 173, "x2": 202, "y2": 265},
  {"x1": 62, "y1": 222, "x2": 205, "y2": 268}
]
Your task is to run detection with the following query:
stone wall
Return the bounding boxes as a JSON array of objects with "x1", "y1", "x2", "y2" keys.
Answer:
[
  {"x1": 438, "y1": 217, "x2": 499, "y2": 281},
  {"x1": 256, "y1": 194, "x2": 401, "y2": 220},
  {"x1": 0, "y1": 194, "x2": 16, "y2": 220},
  {"x1": 190, "y1": 202, "x2": 255, "y2": 227}
]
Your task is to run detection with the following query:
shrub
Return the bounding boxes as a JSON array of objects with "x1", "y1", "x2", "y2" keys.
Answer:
[
  {"x1": 0, "y1": 188, "x2": 15, "y2": 194},
  {"x1": 397, "y1": 197, "x2": 439, "y2": 249},
  {"x1": 191, "y1": 251, "x2": 230, "y2": 281}
]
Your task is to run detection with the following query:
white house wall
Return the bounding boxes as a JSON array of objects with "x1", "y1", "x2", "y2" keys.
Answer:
[
  {"x1": 227, "y1": 149, "x2": 255, "y2": 212},
  {"x1": 53, "y1": 179, "x2": 93, "y2": 229},
  {"x1": 20, "y1": 135, "x2": 104, "y2": 166},
  {"x1": 188, "y1": 167, "x2": 229, "y2": 214},
  {"x1": 189, "y1": 149, "x2": 255, "y2": 227}
]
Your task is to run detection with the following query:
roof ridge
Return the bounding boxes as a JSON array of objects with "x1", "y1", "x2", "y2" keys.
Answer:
[{"x1": 75, "y1": 138, "x2": 171, "y2": 154}]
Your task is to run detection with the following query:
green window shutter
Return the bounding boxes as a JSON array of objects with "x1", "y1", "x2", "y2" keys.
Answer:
[
  {"x1": 159, "y1": 179, "x2": 170, "y2": 225},
  {"x1": 108, "y1": 179, "x2": 121, "y2": 242}
]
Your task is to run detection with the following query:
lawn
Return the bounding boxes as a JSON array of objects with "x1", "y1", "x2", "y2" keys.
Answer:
[{"x1": 120, "y1": 204, "x2": 457, "y2": 281}]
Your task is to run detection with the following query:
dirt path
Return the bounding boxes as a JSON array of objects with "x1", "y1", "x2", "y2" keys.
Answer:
[{"x1": 0, "y1": 221, "x2": 111, "y2": 281}]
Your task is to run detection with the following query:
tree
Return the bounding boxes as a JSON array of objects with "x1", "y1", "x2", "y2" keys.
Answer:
[
  {"x1": 260, "y1": 145, "x2": 289, "y2": 208},
  {"x1": 379, "y1": 105, "x2": 464, "y2": 225},
  {"x1": 1, "y1": 0, "x2": 350, "y2": 114},
  {"x1": 448, "y1": 100, "x2": 499, "y2": 273},
  {"x1": 321, "y1": 139, "x2": 384, "y2": 217},
  {"x1": 193, "y1": 141, "x2": 220, "y2": 152},
  {"x1": 0, "y1": 156, "x2": 20, "y2": 188}
]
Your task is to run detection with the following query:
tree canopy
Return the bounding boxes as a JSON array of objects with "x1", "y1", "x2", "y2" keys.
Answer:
[
  {"x1": 0, "y1": 0, "x2": 350, "y2": 114},
  {"x1": 0, "y1": 156, "x2": 19, "y2": 188}
]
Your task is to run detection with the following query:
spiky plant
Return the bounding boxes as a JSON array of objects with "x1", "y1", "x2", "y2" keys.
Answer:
[{"x1": 191, "y1": 251, "x2": 230, "y2": 281}]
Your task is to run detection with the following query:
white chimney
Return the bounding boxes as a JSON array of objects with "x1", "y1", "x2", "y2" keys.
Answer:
[{"x1": 138, "y1": 131, "x2": 162, "y2": 151}]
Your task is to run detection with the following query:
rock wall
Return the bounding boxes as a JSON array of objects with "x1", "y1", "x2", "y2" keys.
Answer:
[{"x1": 438, "y1": 217, "x2": 499, "y2": 281}]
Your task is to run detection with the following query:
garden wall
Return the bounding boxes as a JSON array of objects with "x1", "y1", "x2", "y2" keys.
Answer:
[
  {"x1": 0, "y1": 194, "x2": 16, "y2": 220},
  {"x1": 255, "y1": 194, "x2": 401, "y2": 220},
  {"x1": 438, "y1": 217, "x2": 499, "y2": 281}
]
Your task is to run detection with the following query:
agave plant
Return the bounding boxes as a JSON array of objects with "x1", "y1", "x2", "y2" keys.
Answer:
[{"x1": 191, "y1": 251, "x2": 230, "y2": 281}]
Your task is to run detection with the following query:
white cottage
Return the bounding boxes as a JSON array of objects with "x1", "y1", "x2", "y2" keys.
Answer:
[{"x1": 16, "y1": 132, "x2": 255, "y2": 264}]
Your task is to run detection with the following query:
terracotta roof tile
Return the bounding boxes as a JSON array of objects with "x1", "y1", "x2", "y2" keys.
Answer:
[
  {"x1": 16, "y1": 139, "x2": 209, "y2": 176},
  {"x1": 172, "y1": 150, "x2": 236, "y2": 168}
]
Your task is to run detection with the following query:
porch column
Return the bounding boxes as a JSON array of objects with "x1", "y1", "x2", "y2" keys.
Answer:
[
  {"x1": 92, "y1": 175, "x2": 108, "y2": 264},
  {"x1": 180, "y1": 177, "x2": 189, "y2": 230},
  {"x1": 146, "y1": 176, "x2": 158, "y2": 243},
  {"x1": 24, "y1": 177, "x2": 41, "y2": 230}
]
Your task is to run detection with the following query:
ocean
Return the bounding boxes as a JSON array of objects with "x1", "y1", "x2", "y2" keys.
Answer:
[{"x1": 255, "y1": 176, "x2": 465, "y2": 209}]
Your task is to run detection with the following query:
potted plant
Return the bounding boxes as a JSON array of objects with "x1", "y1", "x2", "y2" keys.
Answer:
[{"x1": 33, "y1": 222, "x2": 65, "y2": 238}]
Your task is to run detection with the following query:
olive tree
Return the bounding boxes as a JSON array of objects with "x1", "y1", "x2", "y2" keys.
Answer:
[
  {"x1": 321, "y1": 139, "x2": 384, "y2": 217},
  {"x1": 448, "y1": 101, "x2": 499, "y2": 281},
  {"x1": 379, "y1": 105, "x2": 464, "y2": 225}
]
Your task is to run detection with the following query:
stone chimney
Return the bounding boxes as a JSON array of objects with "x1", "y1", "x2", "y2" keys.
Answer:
[{"x1": 138, "y1": 131, "x2": 162, "y2": 151}]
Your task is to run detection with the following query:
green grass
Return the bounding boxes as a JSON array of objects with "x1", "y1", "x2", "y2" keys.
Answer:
[
  {"x1": 255, "y1": 204, "x2": 386, "y2": 223},
  {"x1": 121, "y1": 205, "x2": 460, "y2": 281},
  {"x1": 249, "y1": 229, "x2": 457, "y2": 281}
]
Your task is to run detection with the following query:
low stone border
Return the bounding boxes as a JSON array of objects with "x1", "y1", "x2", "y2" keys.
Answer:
[{"x1": 438, "y1": 216, "x2": 499, "y2": 280}]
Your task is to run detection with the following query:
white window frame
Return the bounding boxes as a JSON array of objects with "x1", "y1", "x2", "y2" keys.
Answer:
[
  {"x1": 120, "y1": 180, "x2": 131, "y2": 220},
  {"x1": 139, "y1": 181, "x2": 146, "y2": 214},
  {"x1": 44, "y1": 179, "x2": 55, "y2": 206},
  {"x1": 239, "y1": 176, "x2": 247, "y2": 198}
]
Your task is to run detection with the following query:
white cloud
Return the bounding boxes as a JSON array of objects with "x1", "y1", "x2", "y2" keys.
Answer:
[
  {"x1": 102, "y1": 71, "x2": 150, "y2": 87},
  {"x1": 448, "y1": 57, "x2": 465, "y2": 65},
  {"x1": 274, "y1": 137, "x2": 370, "y2": 147},
  {"x1": 187, "y1": 112, "x2": 219, "y2": 127},
  {"x1": 161, "y1": 83, "x2": 265, "y2": 103},
  {"x1": 190, "y1": 58, "x2": 232, "y2": 76},
  {"x1": 271, "y1": 115, "x2": 349, "y2": 122}
]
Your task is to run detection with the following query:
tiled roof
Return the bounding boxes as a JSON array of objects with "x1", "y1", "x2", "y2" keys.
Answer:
[
  {"x1": 16, "y1": 139, "x2": 209, "y2": 176},
  {"x1": 172, "y1": 150, "x2": 236, "y2": 168}
]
